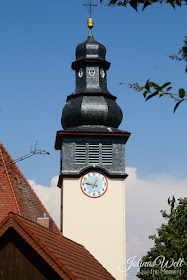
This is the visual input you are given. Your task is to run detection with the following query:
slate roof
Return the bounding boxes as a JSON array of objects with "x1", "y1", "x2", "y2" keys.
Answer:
[
  {"x1": 0, "y1": 212, "x2": 115, "y2": 280},
  {"x1": 0, "y1": 141, "x2": 60, "y2": 234}
]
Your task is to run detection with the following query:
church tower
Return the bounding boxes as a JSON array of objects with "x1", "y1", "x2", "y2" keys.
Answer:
[{"x1": 55, "y1": 17, "x2": 130, "y2": 280}]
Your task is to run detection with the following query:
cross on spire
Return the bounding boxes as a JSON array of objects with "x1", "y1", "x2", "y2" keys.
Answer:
[{"x1": 83, "y1": 0, "x2": 98, "y2": 18}]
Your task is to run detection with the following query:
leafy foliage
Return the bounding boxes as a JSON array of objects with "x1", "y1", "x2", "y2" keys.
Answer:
[
  {"x1": 100, "y1": 0, "x2": 187, "y2": 11},
  {"x1": 137, "y1": 197, "x2": 187, "y2": 279},
  {"x1": 169, "y1": 36, "x2": 187, "y2": 72},
  {"x1": 122, "y1": 37, "x2": 187, "y2": 112},
  {"x1": 122, "y1": 80, "x2": 186, "y2": 112},
  {"x1": 101, "y1": 2, "x2": 187, "y2": 111}
]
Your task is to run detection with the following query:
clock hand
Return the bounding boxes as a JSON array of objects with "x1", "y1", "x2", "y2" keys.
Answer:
[
  {"x1": 84, "y1": 181, "x2": 94, "y2": 185},
  {"x1": 92, "y1": 177, "x2": 98, "y2": 188},
  {"x1": 84, "y1": 181, "x2": 98, "y2": 187}
]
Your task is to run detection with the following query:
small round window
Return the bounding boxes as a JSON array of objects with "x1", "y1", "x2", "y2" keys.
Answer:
[
  {"x1": 78, "y1": 68, "x2": 84, "y2": 78},
  {"x1": 100, "y1": 68, "x2": 105, "y2": 78}
]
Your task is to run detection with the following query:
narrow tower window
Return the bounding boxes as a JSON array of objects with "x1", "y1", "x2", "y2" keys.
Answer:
[
  {"x1": 101, "y1": 144, "x2": 113, "y2": 165},
  {"x1": 88, "y1": 143, "x2": 100, "y2": 164},
  {"x1": 75, "y1": 143, "x2": 86, "y2": 164}
]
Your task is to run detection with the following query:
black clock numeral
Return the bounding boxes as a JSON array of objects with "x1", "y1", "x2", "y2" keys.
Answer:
[
  {"x1": 88, "y1": 174, "x2": 90, "y2": 177},
  {"x1": 102, "y1": 177, "x2": 104, "y2": 180},
  {"x1": 92, "y1": 173, "x2": 95, "y2": 176},
  {"x1": 93, "y1": 193, "x2": 95, "y2": 196},
  {"x1": 104, "y1": 183, "x2": 106, "y2": 186},
  {"x1": 84, "y1": 188, "x2": 86, "y2": 191},
  {"x1": 84, "y1": 177, "x2": 87, "y2": 181},
  {"x1": 102, "y1": 188, "x2": 104, "y2": 191},
  {"x1": 98, "y1": 191, "x2": 101, "y2": 195},
  {"x1": 88, "y1": 191, "x2": 91, "y2": 194}
]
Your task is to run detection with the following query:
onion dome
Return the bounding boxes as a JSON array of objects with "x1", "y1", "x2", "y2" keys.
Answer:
[
  {"x1": 75, "y1": 36, "x2": 106, "y2": 61},
  {"x1": 61, "y1": 95, "x2": 123, "y2": 130},
  {"x1": 61, "y1": 18, "x2": 123, "y2": 131}
]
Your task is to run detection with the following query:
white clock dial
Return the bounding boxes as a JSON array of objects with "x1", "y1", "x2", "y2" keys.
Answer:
[{"x1": 80, "y1": 172, "x2": 108, "y2": 198}]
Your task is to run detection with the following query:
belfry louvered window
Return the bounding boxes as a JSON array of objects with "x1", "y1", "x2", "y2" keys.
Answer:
[
  {"x1": 75, "y1": 143, "x2": 86, "y2": 164},
  {"x1": 88, "y1": 144, "x2": 100, "y2": 164},
  {"x1": 75, "y1": 142, "x2": 113, "y2": 165},
  {"x1": 101, "y1": 144, "x2": 112, "y2": 165}
]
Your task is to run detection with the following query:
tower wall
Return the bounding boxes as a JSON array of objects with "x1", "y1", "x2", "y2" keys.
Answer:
[
  {"x1": 61, "y1": 177, "x2": 126, "y2": 280},
  {"x1": 55, "y1": 29, "x2": 130, "y2": 280}
]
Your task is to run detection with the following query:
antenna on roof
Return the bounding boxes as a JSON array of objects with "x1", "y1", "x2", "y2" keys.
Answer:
[{"x1": 0, "y1": 141, "x2": 50, "y2": 167}]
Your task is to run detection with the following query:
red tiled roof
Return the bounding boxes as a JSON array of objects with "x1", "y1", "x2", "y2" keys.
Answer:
[
  {"x1": 0, "y1": 141, "x2": 60, "y2": 234},
  {"x1": 0, "y1": 213, "x2": 115, "y2": 280}
]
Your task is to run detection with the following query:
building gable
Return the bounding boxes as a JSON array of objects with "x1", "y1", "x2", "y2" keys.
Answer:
[
  {"x1": 0, "y1": 213, "x2": 115, "y2": 280},
  {"x1": 0, "y1": 141, "x2": 60, "y2": 234},
  {"x1": 0, "y1": 228, "x2": 63, "y2": 280}
]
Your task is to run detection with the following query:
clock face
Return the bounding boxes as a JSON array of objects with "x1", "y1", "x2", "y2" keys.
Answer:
[{"x1": 80, "y1": 172, "x2": 108, "y2": 198}]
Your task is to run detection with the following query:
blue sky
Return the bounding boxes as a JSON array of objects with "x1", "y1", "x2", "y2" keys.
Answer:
[
  {"x1": 1, "y1": 0, "x2": 186, "y2": 185},
  {"x1": 0, "y1": 0, "x2": 187, "y2": 278}
]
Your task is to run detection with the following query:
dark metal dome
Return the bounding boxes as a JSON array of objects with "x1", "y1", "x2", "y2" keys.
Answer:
[
  {"x1": 76, "y1": 36, "x2": 106, "y2": 61},
  {"x1": 61, "y1": 95, "x2": 123, "y2": 130}
]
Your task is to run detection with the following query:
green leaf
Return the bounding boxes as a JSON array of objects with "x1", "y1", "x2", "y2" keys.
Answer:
[
  {"x1": 152, "y1": 83, "x2": 160, "y2": 90},
  {"x1": 143, "y1": 91, "x2": 148, "y2": 98},
  {"x1": 146, "y1": 91, "x2": 158, "y2": 101},
  {"x1": 142, "y1": 0, "x2": 151, "y2": 10},
  {"x1": 129, "y1": 0, "x2": 138, "y2": 11},
  {"x1": 138, "y1": 87, "x2": 144, "y2": 92},
  {"x1": 168, "y1": 0, "x2": 176, "y2": 9},
  {"x1": 109, "y1": 0, "x2": 118, "y2": 5},
  {"x1": 175, "y1": 0, "x2": 181, "y2": 6},
  {"x1": 179, "y1": 88, "x2": 185, "y2": 99},
  {"x1": 182, "y1": 46, "x2": 187, "y2": 58},
  {"x1": 171, "y1": 201, "x2": 175, "y2": 211},
  {"x1": 145, "y1": 85, "x2": 150, "y2": 91},
  {"x1": 173, "y1": 100, "x2": 183, "y2": 113},
  {"x1": 161, "y1": 82, "x2": 171, "y2": 90},
  {"x1": 166, "y1": 86, "x2": 172, "y2": 92}
]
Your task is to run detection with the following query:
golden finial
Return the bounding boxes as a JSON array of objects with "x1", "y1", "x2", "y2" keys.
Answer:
[
  {"x1": 87, "y1": 17, "x2": 94, "y2": 29},
  {"x1": 83, "y1": 0, "x2": 97, "y2": 36}
]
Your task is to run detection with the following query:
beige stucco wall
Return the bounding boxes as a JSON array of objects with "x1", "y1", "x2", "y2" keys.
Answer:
[{"x1": 61, "y1": 177, "x2": 126, "y2": 280}]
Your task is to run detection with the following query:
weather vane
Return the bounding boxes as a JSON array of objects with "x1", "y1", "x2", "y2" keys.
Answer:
[
  {"x1": 83, "y1": 0, "x2": 98, "y2": 18},
  {"x1": 83, "y1": 0, "x2": 98, "y2": 36}
]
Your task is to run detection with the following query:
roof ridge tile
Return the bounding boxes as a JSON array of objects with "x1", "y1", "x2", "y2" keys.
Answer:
[
  {"x1": 0, "y1": 143, "x2": 21, "y2": 214},
  {"x1": 9, "y1": 213, "x2": 74, "y2": 279}
]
